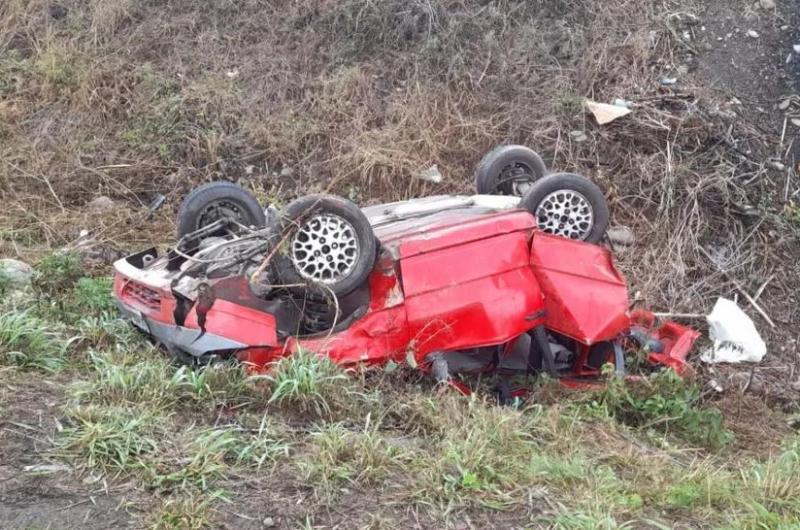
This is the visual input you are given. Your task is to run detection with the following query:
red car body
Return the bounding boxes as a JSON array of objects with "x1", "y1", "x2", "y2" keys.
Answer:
[{"x1": 112, "y1": 195, "x2": 698, "y2": 386}]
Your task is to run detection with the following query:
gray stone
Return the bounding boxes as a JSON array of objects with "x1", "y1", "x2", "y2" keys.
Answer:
[
  {"x1": 0, "y1": 258, "x2": 33, "y2": 289},
  {"x1": 87, "y1": 196, "x2": 116, "y2": 212},
  {"x1": 727, "y1": 371, "x2": 765, "y2": 394},
  {"x1": 569, "y1": 130, "x2": 588, "y2": 142},
  {"x1": 262, "y1": 517, "x2": 275, "y2": 527}
]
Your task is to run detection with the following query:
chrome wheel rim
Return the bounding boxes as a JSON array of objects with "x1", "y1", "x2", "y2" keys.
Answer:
[
  {"x1": 291, "y1": 214, "x2": 359, "y2": 284},
  {"x1": 535, "y1": 189, "x2": 594, "y2": 240}
]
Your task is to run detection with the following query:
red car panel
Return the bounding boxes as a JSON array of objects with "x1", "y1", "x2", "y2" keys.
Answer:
[
  {"x1": 402, "y1": 231, "x2": 545, "y2": 360},
  {"x1": 530, "y1": 233, "x2": 630, "y2": 344}
]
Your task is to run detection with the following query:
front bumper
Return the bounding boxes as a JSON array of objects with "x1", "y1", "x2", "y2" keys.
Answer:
[{"x1": 118, "y1": 302, "x2": 248, "y2": 358}]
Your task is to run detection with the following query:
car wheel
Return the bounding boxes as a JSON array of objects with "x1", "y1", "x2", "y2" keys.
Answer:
[
  {"x1": 273, "y1": 194, "x2": 377, "y2": 297},
  {"x1": 475, "y1": 145, "x2": 548, "y2": 196},
  {"x1": 176, "y1": 181, "x2": 266, "y2": 239},
  {"x1": 521, "y1": 173, "x2": 609, "y2": 244}
]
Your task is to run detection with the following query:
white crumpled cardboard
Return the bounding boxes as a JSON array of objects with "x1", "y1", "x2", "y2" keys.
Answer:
[{"x1": 701, "y1": 297, "x2": 767, "y2": 364}]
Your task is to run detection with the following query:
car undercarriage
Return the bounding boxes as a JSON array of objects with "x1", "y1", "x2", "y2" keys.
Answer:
[{"x1": 112, "y1": 146, "x2": 700, "y2": 397}]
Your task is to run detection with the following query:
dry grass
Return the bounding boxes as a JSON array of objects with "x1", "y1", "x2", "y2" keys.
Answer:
[
  {"x1": 2, "y1": 1, "x2": 795, "y2": 334},
  {"x1": 1, "y1": 5, "x2": 799, "y2": 526}
]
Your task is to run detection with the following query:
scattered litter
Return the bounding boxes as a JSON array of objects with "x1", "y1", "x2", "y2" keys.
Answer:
[
  {"x1": 701, "y1": 298, "x2": 767, "y2": 364},
  {"x1": 585, "y1": 99, "x2": 632, "y2": 124},
  {"x1": 792, "y1": 118, "x2": 800, "y2": 127},
  {"x1": 24, "y1": 463, "x2": 70, "y2": 474},
  {"x1": 660, "y1": 77, "x2": 678, "y2": 86},
  {"x1": 758, "y1": 0, "x2": 776, "y2": 8},
  {"x1": 768, "y1": 160, "x2": 786, "y2": 171},
  {"x1": 280, "y1": 166, "x2": 295, "y2": 178},
  {"x1": 148, "y1": 194, "x2": 166, "y2": 213},
  {"x1": 746, "y1": 30, "x2": 759, "y2": 39},
  {"x1": 569, "y1": 130, "x2": 588, "y2": 142},
  {"x1": 225, "y1": 69, "x2": 239, "y2": 78},
  {"x1": 418, "y1": 164, "x2": 443, "y2": 183},
  {"x1": 708, "y1": 378, "x2": 724, "y2": 393},
  {"x1": 613, "y1": 98, "x2": 633, "y2": 109},
  {"x1": 794, "y1": 45, "x2": 800, "y2": 54},
  {"x1": 262, "y1": 517, "x2": 276, "y2": 527}
]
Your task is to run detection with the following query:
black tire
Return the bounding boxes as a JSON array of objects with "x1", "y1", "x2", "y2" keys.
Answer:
[
  {"x1": 521, "y1": 172, "x2": 609, "y2": 244},
  {"x1": 176, "y1": 181, "x2": 266, "y2": 239},
  {"x1": 273, "y1": 194, "x2": 377, "y2": 297},
  {"x1": 475, "y1": 145, "x2": 548, "y2": 196}
]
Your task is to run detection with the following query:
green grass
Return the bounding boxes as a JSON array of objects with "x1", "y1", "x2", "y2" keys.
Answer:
[
  {"x1": 3, "y1": 253, "x2": 799, "y2": 528},
  {"x1": 597, "y1": 369, "x2": 732, "y2": 449},
  {"x1": 32, "y1": 251, "x2": 83, "y2": 299},
  {"x1": 263, "y1": 348, "x2": 353, "y2": 416},
  {"x1": 59, "y1": 404, "x2": 160, "y2": 472},
  {"x1": 0, "y1": 307, "x2": 71, "y2": 371},
  {"x1": 146, "y1": 492, "x2": 220, "y2": 530},
  {"x1": 299, "y1": 418, "x2": 404, "y2": 497}
]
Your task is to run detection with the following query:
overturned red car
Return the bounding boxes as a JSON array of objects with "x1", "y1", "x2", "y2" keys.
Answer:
[{"x1": 112, "y1": 145, "x2": 698, "y2": 395}]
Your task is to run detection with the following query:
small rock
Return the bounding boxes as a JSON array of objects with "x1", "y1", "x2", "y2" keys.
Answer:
[
  {"x1": 569, "y1": 130, "x2": 588, "y2": 142},
  {"x1": 418, "y1": 164, "x2": 443, "y2": 183},
  {"x1": 607, "y1": 227, "x2": 636, "y2": 246},
  {"x1": 279, "y1": 166, "x2": 295, "y2": 178},
  {"x1": 792, "y1": 118, "x2": 800, "y2": 127},
  {"x1": 746, "y1": 30, "x2": 759, "y2": 38},
  {"x1": 758, "y1": 0, "x2": 775, "y2": 8},
  {"x1": 728, "y1": 372, "x2": 765, "y2": 394},
  {"x1": 49, "y1": 4, "x2": 68, "y2": 19},
  {"x1": 75, "y1": 240, "x2": 124, "y2": 266},
  {"x1": 262, "y1": 516, "x2": 275, "y2": 528},
  {"x1": 794, "y1": 44, "x2": 800, "y2": 54},
  {"x1": 660, "y1": 77, "x2": 678, "y2": 85},
  {"x1": 0, "y1": 258, "x2": 34, "y2": 289},
  {"x1": 87, "y1": 196, "x2": 116, "y2": 212}
]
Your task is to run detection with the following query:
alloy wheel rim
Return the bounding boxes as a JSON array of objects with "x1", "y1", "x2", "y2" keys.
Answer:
[
  {"x1": 535, "y1": 189, "x2": 594, "y2": 240},
  {"x1": 291, "y1": 214, "x2": 360, "y2": 283}
]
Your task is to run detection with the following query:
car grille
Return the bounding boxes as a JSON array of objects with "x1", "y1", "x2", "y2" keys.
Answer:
[{"x1": 122, "y1": 281, "x2": 161, "y2": 312}]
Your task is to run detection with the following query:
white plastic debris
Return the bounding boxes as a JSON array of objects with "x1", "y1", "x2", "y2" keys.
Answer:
[
  {"x1": 701, "y1": 297, "x2": 767, "y2": 364},
  {"x1": 585, "y1": 99, "x2": 632, "y2": 124},
  {"x1": 418, "y1": 164, "x2": 443, "y2": 183}
]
